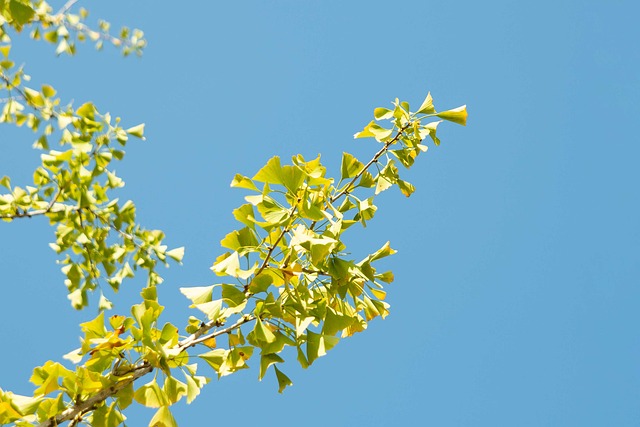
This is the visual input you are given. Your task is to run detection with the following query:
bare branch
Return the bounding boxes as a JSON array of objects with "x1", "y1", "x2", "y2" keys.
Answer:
[{"x1": 55, "y1": 0, "x2": 80, "y2": 16}]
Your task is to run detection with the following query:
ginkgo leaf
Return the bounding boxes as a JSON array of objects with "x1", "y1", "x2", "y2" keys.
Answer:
[
  {"x1": 179, "y1": 285, "x2": 215, "y2": 305},
  {"x1": 436, "y1": 105, "x2": 468, "y2": 126},
  {"x1": 417, "y1": 92, "x2": 436, "y2": 114}
]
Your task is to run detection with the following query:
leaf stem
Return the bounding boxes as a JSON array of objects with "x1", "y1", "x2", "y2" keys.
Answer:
[{"x1": 330, "y1": 123, "x2": 410, "y2": 204}]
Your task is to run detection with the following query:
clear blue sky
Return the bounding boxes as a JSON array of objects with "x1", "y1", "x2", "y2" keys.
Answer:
[{"x1": 1, "y1": 1, "x2": 638, "y2": 426}]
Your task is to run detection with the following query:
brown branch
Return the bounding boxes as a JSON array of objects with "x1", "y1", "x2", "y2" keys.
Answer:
[
  {"x1": 37, "y1": 362, "x2": 152, "y2": 427},
  {"x1": 31, "y1": 122, "x2": 412, "y2": 427},
  {"x1": 254, "y1": 206, "x2": 297, "y2": 278},
  {"x1": 0, "y1": 185, "x2": 64, "y2": 219},
  {"x1": 37, "y1": 314, "x2": 256, "y2": 427},
  {"x1": 177, "y1": 314, "x2": 256, "y2": 351}
]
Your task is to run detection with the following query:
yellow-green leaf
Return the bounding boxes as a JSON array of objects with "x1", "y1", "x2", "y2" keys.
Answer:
[
  {"x1": 436, "y1": 105, "x2": 468, "y2": 126},
  {"x1": 179, "y1": 285, "x2": 215, "y2": 305},
  {"x1": 417, "y1": 92, "x2": 436, "y2": 114},
  {"x1": 148, "y1": 406, "x2": 178, "y2": 427},
  {"x1": 126, "y1": 123, "x2": 145, "y2": 139},
  {"x1": 274, "y1": 366, "x2": 293, "y2": 393}
]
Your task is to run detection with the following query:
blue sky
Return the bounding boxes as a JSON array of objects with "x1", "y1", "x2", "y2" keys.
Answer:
[{"x1": 1, "y1": 1, "x2": 639, "y2": 426}]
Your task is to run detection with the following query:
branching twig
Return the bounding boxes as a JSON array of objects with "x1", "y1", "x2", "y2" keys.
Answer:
[
  {"x1": 37, "y1": 314, "x2": 257, "y2": 427},
  {"x1": 330, "y1": 123, "x2": 410, "y2": 204},
  {"x1": 37, "y1": 362, "x2": 152, "y2": 427},
  {"x1": 30, "y1": 121, "x2": 413, "y2": 427},
  {"x1": 0, "y1": 185, "x2": 64, "y2": 219},
  {"x1": 178, "y1": 314, "x2": 256, "y2": 351},
  {"x1": 254, "y1": 206, "x2": 297, "y2": 278}
]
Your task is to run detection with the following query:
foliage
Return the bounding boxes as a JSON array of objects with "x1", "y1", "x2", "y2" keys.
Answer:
[{"x1": 0, "y1": 1, "x2": 467, "y2": 426}]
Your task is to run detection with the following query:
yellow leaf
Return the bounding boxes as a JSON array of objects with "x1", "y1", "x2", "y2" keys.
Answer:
[{"x1": 436, "y1": 105, "x2": 468, "y2": 126}]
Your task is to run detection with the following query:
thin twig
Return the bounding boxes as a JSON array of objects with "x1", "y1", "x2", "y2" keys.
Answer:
[
  {"x1": 55, "y1": 0, "x2": 79, "y2": 16},
  {"x1": 330, "y1": 123, "x2": 410, "y2": 204},
  {"x1": 37, "y1": 314, "x2": 256, "y2": 427},
  {"x1": 254, "y1": 206, "x2": 297, "y2": 278},
  {"x1": 178, "y1": 314, "x2": 256, "y2": 351},
  {"x1": 37, "y1": 362, "x2": 153, "y2": 427},
  {"x1": 0, "y1": 185, "x2": 64, "y2": 219}
]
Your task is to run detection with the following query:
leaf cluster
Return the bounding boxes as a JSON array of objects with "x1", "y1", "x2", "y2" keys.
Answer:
[{"x1": 0, "y1": 3, "x2": 467, "y2": 426}]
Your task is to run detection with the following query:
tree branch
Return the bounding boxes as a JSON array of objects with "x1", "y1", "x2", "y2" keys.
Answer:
[
  {"x1": 178, "y1": 314, "x2": 256, "y2": 351},
  {"x1": 55, "y1": 0, "x2": 80, "y2": 16},
  {"x1": 254, "y1": 206, "x2": 297, "y2": 278},
  {"x1": 37, "y1": 362, "x2": 153, "y2": 427},
  {"x1": 0, "y1": 185, "x2": 63, "y2": 219},
  {"x1": 37, "y1": 314, "x2": 256, "y2": 427}
]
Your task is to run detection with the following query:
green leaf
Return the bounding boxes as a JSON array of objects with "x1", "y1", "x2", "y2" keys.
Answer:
[
  {"x1": 148, "y1": 406, "x2": 178, "y2": 427},
  {"x1": 211, "y1": 251, "x2": 240, "y2": 277},
  {"x1": 76, "y1": 102, "x2": 96, "y2": 120},
  {"x1": 165, "y1": 247, "x2": 185, "y2": 263},
  {"x1": 133, "y1": 379, "x2": 166, "y2": 408},
  {"x1": 230, "y1": 174, "x2": 259, "y2": 191},
  {"x1": 163, "y1": 376, "x2": 187, "y2": 405},
  {"x1": 126, "y1": 123, "x2": 146, "y2": 139},
  {"x1": 41, "y1": 84, "x2": 56, "y2": 98},
  {"x1": 340, "y1": 152, "x2": 364, "y2": 180},
  {"x1": 370, "y1": 288, "x2": 387, "y2": 300},
  {"x1": 253, "y1": 317, "x2": 276, "y2": 344},
  {"x1": 436, "y1": 105, "x2": 468, "y2": 126},
  {"x1": 23, "y1": 87, "x2": 44, "y2": 107},
  {"x1": 376, "y1": 271, "x2": 394, "y2": 284},
  {"x1": 373, "y1": 107, "x2": 393, "y2": 120},
  {"x1": 199, "y1": 349, "x2": 227, "y2": 376},
  {"x1": 184, "y1": 373, "x2": 205, "y2": 404},
  {"x1": 306, "y1": 331, "x2": 339, "y2": 365},
  {"x1": 417, "y1": 92, "x2": 436, "y2": 114},
  {"x1": 114, "y1": 381, "x2": 134, "y2": 410},
  {"x1": 185, "y1": 372, "x2": 208, "y2": 403},
  {"x1": 423, "y1": 120, "x2": 442, "y2": 146},
  {"x1": 354, "y1": 120, "x2": 393, "y2": 142},
  {"x1": 233, "y1": 204, "x2": 256, "y2": 229},
  {"x1": 80, "y1": 312, "x2": 107, "y2": 339},
  {"x1": 194, "y1": 299, "x2": 223, "y2": 321},
  {"x1": 274, "y1": 366, "x2": 293, "y2": 393},
  {"x1": 259, "y1": 353, "x2": 284, "y2": 380},
  {"x1": 397, "y1": 179, "x2": 415, "y2": 197},
  {"x1": 221, "y1": 284, "x2": 246, "y2": 307},
  {"x1": 323, "y1": 309, "x2": 355, "y2": 336},
  {"x1": 9, "y1": 0, "x2": 34, "y2": 26},
  {"x1": 220, "y1": 227, "x2": 258, "y2": 251},
  {"x1": 368, "y1": 241, "x2": 397, "y2": 262},
  {"x1": 252, "y1": 156, "x2": 305, "y2": 194},
  {"x1": 98, "y1": 293, "x2": 113, "y2": 311}
]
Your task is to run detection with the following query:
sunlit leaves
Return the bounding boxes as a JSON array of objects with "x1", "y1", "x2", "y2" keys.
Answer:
[
  {"x1": 125, "y1": 123, "x2": 145, "y2": 139},
  {"x1": 436, "y1": 105, "x2": 468, "y2": 126},
  {"x1": 1, "y1": 77, "x2": 466, "y2": 427},
  {"x1": 253, "y1": 156, "x2": 305, "y2": 194},
  {"x1": 180, "y1": 285, "x2": 215, "y2": 306},
  {"x1": 149, "y1": 406, "x2": 178, "y2": 427},
  {"x1": 274, "y1": 366, "x2": 293, "y2": 393},
  {"x1": 8, "y1": 0, "x2": 34, "y2": 27},
  {"x1": 354, "y1": 120, "x2": 393, "y2": 142},
  {"x1": 340, "y1": 152, "x2": 364, "y2": 180},
  {"x1": 417, "y1": 92, "x2": 436, "y2": 114}
]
